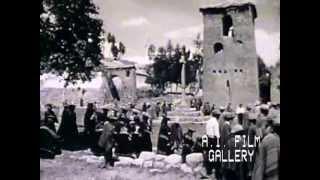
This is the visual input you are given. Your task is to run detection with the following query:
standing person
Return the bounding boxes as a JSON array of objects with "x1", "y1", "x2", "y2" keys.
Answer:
[
  {"x1": 170, "y1": 122, "x2": 183, "y2": 153},
  {"x1": 142, "y1": 102, "x2": 147, "y2": 112},
  {"x1": 210, "y1": 103, "x2": 216, "y2": 115},
  {"x1": 256, "y1": 104, "x2": 270, "y2": 138},
  {"x1": 84, "y1": 103, "x2": 99, "y2": 148},
  {"x1": 84, "y1": 103, "x2": 97, "y2": 137},
  {"x1": 222, "y1": 124, "x2": 248, "y2": 180},
  {"x1": 139, "y1": 122, "x2": 153, "y2": 152},
  {"x1": 98, "y1": 116, "x2": 116, "y2": 169},
  {"x1": 155, "y1": 102, "x2": 161, "y2": 118},
  {"x1": 220, "y1": 112, "x2": 234, "y2": 147},
  {"x1": 57, "y1": 105, "x2": 78, "y2": 148},
  {"x1": 242, "y1": 105, "x2": 253, "y2": 130},
  {"x1": 252, "y1": 118, "x2": 280, "y2": 180},
  {"x1": 196, "y1": 98, "x2": 203, "y2": 111},
  {"x1": 181, "y1": 128, "x2": 195, "y2": 163},
  {"x1": 157, "y1": 115, "x2": 172, "y2": 155},
  {"x1": 44, "y1": 104, "x2": 58, "y2": 133},
  {"x1": 161, "y1": 100, "x2": 167, "y2": 116},
  {"x1": 202, "y1": 102, "x2": 211, "y2": 116},
  {"x1": 236, "y1": 104, "x2": 246, "y2": 125},
  {"x1": 204, "y1": 110, "x2": 221, "y2": 179},
  {"x1": 247, "y1": 113, "x2": 258, "y2": 178}
]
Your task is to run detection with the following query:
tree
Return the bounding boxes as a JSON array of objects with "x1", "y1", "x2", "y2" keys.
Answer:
[
  {"x1": 40, "y1": 0, "x2": 104, "y2": 85},
  {"x1": 106, "y1": 33, "x2": 126, "y2": 60},
  {"x1": 147, "y1": 44, "x2": 156, "y2": 60}
]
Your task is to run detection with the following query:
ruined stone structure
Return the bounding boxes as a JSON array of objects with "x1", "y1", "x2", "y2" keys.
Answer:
[
  {"x1": 100, "y1": 58, "x2": 137, "y2": 103},
  {"x1": 200, "y1": 0, "x2": 259, "y2": 107}
]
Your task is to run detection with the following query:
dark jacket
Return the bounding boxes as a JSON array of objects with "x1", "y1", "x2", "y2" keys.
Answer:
[
  {"x1": 220, "y1": 121, "x2": 231, "y2": 147},
  {"x1": 98, "y1": 122, "x2": 115, "y2": 152},
  {"x1": 157, "y1": 124, "x2": 172, "y2": 155},
  {"x1": 57, "y1": 109, "x2": 78, "y2": 140},
  {"x1": 44, "y1": 110, "x2": 58, "y2": 132},
  {"x1": 222, "y1": 130, "x2": 248, "y2": 180}
]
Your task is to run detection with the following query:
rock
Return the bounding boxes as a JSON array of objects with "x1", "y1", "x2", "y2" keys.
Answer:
[
  {"x1": 132, "y1": 158, "x2": 144, "y2": 167},
  {"x1": 139, "y1": 151, "x2": 156, "y2": 161},
  {"x1": 155, "y1": 154, "x2": 167, "y2": 161},
  {"x1": 86, "y1": 157, "x2": 101, "y2": 164},
  {"x1": 180, "y1": 164, "x2": 193, "y2": 174},
  {"x1": 149, "y1": 168, "x2": 164, "y2": 174},
  {"x1": 193, "y1": 164, "x2": 206, "y2": 176},
  {"x1": 164, "y1": 154, "x2": 182, "y2": 165},
  {"x1": 165, "y1": 163, "x2": 180, "y2": 170},
  {"x1": 117, "y1": 156, "x2": 134, "y2": 166},
  {"x1": 153, "y1": 161, "x2": 165, "y2": 169},
  {"x1": 186, "y1": 153, "x2": 203, "y2": 168},
  {"x1": 143, "y1": 160, "x2": 153, "y2": 168},
  {"x1": 98, "y1": 156, "x2": 104, "y2": 161}
]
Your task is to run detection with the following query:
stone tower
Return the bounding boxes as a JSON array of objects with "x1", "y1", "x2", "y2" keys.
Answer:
[{"x1": 200, "y1": 0, "x2": 259, "y2": 107}]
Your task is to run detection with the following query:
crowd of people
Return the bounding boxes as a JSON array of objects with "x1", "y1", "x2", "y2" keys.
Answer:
[{"x1": 40, "y1": 99, "x2": 280, "y2": 180}]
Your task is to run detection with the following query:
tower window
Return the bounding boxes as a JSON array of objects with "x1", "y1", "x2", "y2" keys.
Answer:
[
  {"x1": 235, "y1": 69, "x2": 238, "y2": 72},
  {"x1": 239, "y1": 69, "x2": 243, "y2": 72},
  {"x1": 236, "y1": 40, "x2": 243, "y2": 45},
  {"x1": 214, "y1": 43, "x2": 223, "y2": 54},
  {"x1": 224, "y1": 70, "x2": 227, "y2": 73},
  {"x1": 212, "y1": 70, "x2": 216, "y2": 73},
  {"x1": 218, "y1": 70, "x2": 222, "y2": 73},
  {"x1": 223, "y1": 15, "x2": 233, "y2": 37}
]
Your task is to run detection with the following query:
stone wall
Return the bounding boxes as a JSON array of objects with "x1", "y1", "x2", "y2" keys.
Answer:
[{"x1": 102, "y1": 67, "x2": 137, "y2": 103}]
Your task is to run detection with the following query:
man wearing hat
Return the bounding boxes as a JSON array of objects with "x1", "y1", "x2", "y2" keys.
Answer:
[
  {"x1": 204, "y1": 110, "x2": 221, "y2": 178},
  {"x1": 256, "y1": 104, "x2": 270, "y2": 138},
  {"x1": 220, "y1": 112, "x2": 234, "y2": 148},
  {"x1": 252, "y1": 117, "x2": 280, "y2": 180},
  {"x1": 181, "y1": 128, "x2": 195, "y2": 163},
  {"x1": 246, "y1": 113, "x2": 258, "y2": 178}
]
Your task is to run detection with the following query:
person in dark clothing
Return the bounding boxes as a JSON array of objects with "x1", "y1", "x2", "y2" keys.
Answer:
[
  {"x1": 196, "y1": 98, "x2": 203, "y2": 111},
  {"x1": 140, "y1": 126, "x2": 153, "y2": 152},
  {"x1": 210, "y1": 104, "x2": 216, "y2": 114},
  {"x1": 98, "y1": 117, "x2": 116, "y2": 168},
  {"x1": 192, "y1": 137, "x2": 203, "y2": 153},
  {"x1": 57, "y1": 105, "x2": 78, "y2": 147},
  {"x1": 84, "y1": 103, "x2": 97, "y2": 136},
  {"x1": 170, "y1": 122, "x2": 183, "y2": 153},
  {"x1": 116, "y1": 126, "x2": 132, "y2": 156},
  {"x1": 84, "y1": 103, "x2": 99, "y2": 148},
  {"x1": 40, "y1": 126, "x2": 62, "y2": 159},
  {"x1": 247, "y1": 114, "x2": 258, "y2": 177},
  {"x1": 142, "y1": 102, "x2": 147, "y2": 112},
  {"x1": 222, "y1": 124, "x2": 248, "y2": 180},
  {"x1": 155, "y1": 102, "x2": 161, "y2": 117},
  {"x1": 96, "y1": 108, "x2": 109, "y2": 129},
  {"x1": 202, "y1": 102, "x2": 211, "y2": 116},
  {"x1": 181, "y1": 128, "x2": 195, "y2": 163},
  {"x1": 44, "y1": 104, "x2": 58, "y2": 133},
  {"x1": 157, "y1": 115, "x2": 172, "y2": 155}
]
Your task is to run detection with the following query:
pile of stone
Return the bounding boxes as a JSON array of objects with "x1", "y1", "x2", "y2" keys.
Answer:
[{"x1": 114, "y1": 151, "x2": 205, "y2": 175}]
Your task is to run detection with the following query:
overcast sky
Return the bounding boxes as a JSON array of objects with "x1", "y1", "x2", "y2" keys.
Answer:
[{"x1": 93, "y1": 0, "x2": 280, "y2": 66}]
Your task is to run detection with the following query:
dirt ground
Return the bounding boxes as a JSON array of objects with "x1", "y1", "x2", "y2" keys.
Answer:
[{"x1": 40, "y1": 150, "x2": 210, "y2": 180}]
